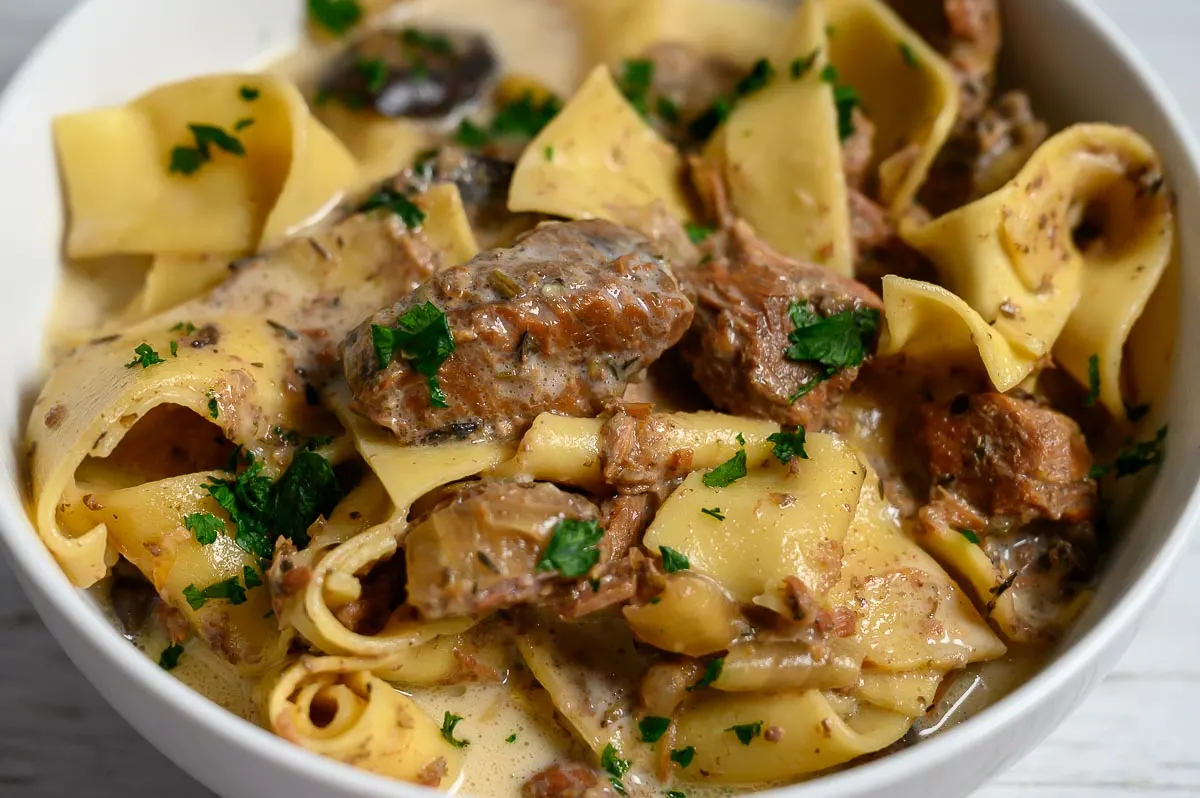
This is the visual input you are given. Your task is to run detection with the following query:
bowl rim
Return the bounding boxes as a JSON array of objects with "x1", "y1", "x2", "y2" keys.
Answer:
[{"x1": 1, "y1": 0, "x2": 1198, "y2": 796}]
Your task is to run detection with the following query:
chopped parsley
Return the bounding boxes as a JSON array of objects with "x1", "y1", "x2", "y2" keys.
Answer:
[
  {"x1": 359, "y1": 186, "x2": 427, "y2": 228},
  {"x1": 455, "y1": 119, "x2": 491, "y2": 148},
  {"x1": 182, "y1": 575, "x2": 248, "y2": 610},
  {"x1": 667, "y1": 792, "x2": 687, "y2": 798},
  {"x1": 371, "y1": 301, "x2": 456, "y2": 407},
  {"x1": 702, "y1": 445, "x2": 748, "y2": 489},
  {"x1": 700, "y1": 507, "x2": 725, "y2": 521},
  {"x1": 305, "y1": 435, "x2": 334, "y2": 450},
  {"x1": 491, "y1": 93, "x2": 563, "y2": 139},
  {"x1": 689, "y1": 58, "x2": 776, "y2": 140},
  {"x1": 243, "y1": 565, "x2": 263, "y2": 589},
  {"x1": 1084, "y1": 354, "x2": 1101, "y2": 407},
  {"x1": 659, "y1": 546, "x2": 690, "y2": 573},
  {"x1": 899, "y1": 42, "x2": 920, "y2": 68},
  {"x1": 239, "y1": 85, "x2": 260, "y2": 101},
  {"x1": 358, "y1": 57, "x2": 389, "y2": 93},
  {"x1": 234, "y1": 117, "x2": 255, "y2": 132},
  {"x1": 601, "y1": 743, "x2": 631, "y2": 793},
  {"x1": 817, "y1": 65, "x2": 861, "y2": 140},
  {"x1": 401, "y1": 28, "x2": 454, "y2": 55},
  {"x1": 158, "y1": 643, "x2": 184, "y2": 671},
  {"x1": 670, "y1": 746, "x2": 696, "y2": 768},
  {"x1": 169, "y1": 340, "x2": 179, "y2": 358},
  {"x1": 1091, "y1": 426, "x2": 1168, "y2": 479},
  {"x1": 685, "y1": 223, "x2": 715, "y2": 244},
  {"x1": 125, "y1": 343, "x2": 165, "y2": 369},
  {"x1": 690, "y1": 658, "x2": 723, "y2": 691},
  {"x1": 505, "y1": 733, "x2": 518, "y2": 744},
  {"x1": 441, "y1": 712, "x2": 470, "y2": 748},
  {"x1": 207, "y1": 394, "x2": 220, "y2": 420},
  {"x1": 270, "y1": 450, "x2": 342, "y2": 549},
  {"x1": 767, "y1": 427, "x2": 808, "y2": 464},
  {"x1": 790, "y1": 49, "x2": 820, "y2": 79},
  {"x1": 544, "y1": 145, "x2": 555, "y2": 161},
  {"x1": 171, "y1": 321, "x2": 197, "y2": 335},
  {"x1": 784, "y1": 302, "x2": 880, "y2": 390},
  {"x1": 656, "y1": 96, "x2": 681, "y2": 124},
  {"x1": 536, "y1": 518, "x2": 604, "y2": 577},
  {"x1": 618, "y1": 59, "x2": 656, "y2": 117},
  {"x1": 308, "y1": 0, "x2": 362, "y2": 36},
  {"x1": 638, "y1": 716, "x2": 671, "y2": 744},
  {"x1": 959, "y1": 528, "x2": 981, "y2": 545},
  {"x1": 202, "y1": 455, "x2": 275, "y2": 560},
  {"x1": 727, "y1": 721, "x2": 763, "y2": 746},
  {"x1": 169, "y1": 124, "x2": 246, "y2": 176},
  {"x1": 184, "y1": 512, "x2": 225, "y2": 545}
]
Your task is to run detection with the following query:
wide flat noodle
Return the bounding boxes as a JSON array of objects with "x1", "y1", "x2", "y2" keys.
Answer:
[
  {"x1": 54, "y1": 73, "x2": 357, "y2": 258},
  {"x1": 508, "y1": 65, "x2": 693, "y2": 224},
  {"x1": 884, "y1": 124, "x2": 1172, "y2": 409},
  {"x1": 264, "y1": 654, "x2": 463, "y2": 786},
  {"x1": 705, "y1": 0, "x2": 853, "y2": 273},
  {"x1": 823, "y1": 0, "x2": 960, "y2": 210}
]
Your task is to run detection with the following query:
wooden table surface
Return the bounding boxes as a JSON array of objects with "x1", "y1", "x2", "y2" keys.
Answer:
[{"x1": 2, "y1": 1, "x2": 1198, "y2": 796}]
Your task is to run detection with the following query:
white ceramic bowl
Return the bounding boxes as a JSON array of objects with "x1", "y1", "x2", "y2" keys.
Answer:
[{"x1": 1, "y1": 1, "x2": 1197, "y2": 796}]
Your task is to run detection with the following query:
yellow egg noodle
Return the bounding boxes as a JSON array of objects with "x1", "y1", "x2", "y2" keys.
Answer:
[{"x1": 26, "y1": 0, "x2": 1176, "y2": 794}]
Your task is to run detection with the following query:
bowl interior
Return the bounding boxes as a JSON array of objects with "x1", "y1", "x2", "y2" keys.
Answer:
[{"x1": 0, "y1": 1, "x2": 1197, "y2": 797}]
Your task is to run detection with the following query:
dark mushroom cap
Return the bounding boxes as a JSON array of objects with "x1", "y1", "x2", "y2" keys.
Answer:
[{"x1": 319, "y1": 27, "x2": 497, "y2": 119}]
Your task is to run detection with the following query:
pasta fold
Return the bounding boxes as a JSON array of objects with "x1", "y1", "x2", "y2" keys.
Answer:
[{"x1": 54, "y1": 73, "x2": 357, "y2": 258}]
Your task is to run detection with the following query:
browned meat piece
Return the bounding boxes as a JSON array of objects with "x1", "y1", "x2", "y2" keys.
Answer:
[
  {"x1": 599, "y1": 493, "x2": 655, "y2": 562},
  {"x1": 523, "y1": 764, "x2": 620, "y2": 798},
  {"x1": 553, "y1": 550, "x2": 643, "y2": 621},
  {"x1": 921, "y1": 393, "x2": 1097, "y2": 526},
  {"x1": 688, "y1": 154, "x2": 734, "y2": 228},
  {"x1": 680, "y1": 221, "x2": 883, "y2": 429},
  {"x1": 842, "y1": 108, "x2": 876, "y2": 190},
  {"x1": 599, "y1": 405, "x2": 693, "y2": 496},
  {"x1": 639, "y1": 659, "x2": 705, "y2": 717},
  {"x1": 640, "y1": 42, "x2": 742, "y2": 144},
  {"x1": 849, "y1": 191, "x2": 938, "y2": 293},
  {"x1": 344, "y1": 220, "x2": 694, "y2": 444},
  {"x1": 921, "y1": 90, "x2": 1049, "y2": 215},
  {"x1": 404, "y1": 480, "x2": 601, "y2": 619}
]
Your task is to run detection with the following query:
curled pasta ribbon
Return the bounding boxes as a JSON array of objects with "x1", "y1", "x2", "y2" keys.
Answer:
[
  {"x1": 26, "y1": 317, "x2": 301, "y2": 586},
  {"x1": 508, "y1": 65, "x2": 693, "y2": 224},
  {"x1": 704, "y1": 0, "x2": 853, "y2": 273},
  {"x1": 823, "y1": 0, "x2": 961, "y2": 210},
  {"x1": 265, "y1": 655, "x2": 463, "y2": 787},
  {"x1": 54, "y1": 73, "x2": 357, "y2": 258},
  {"x1": 884, "y1": 124, "x2": 1172, "y2": 411}
]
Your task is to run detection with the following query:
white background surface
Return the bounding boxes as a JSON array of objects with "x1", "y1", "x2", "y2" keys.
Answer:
[{"x1": 0, "y1": 1, "x2": 1197, "y2": 796}]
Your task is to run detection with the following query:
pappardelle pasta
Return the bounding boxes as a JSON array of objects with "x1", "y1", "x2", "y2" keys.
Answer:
[{"x1": 28, "y1": 0, "x2": 1175, "y2": 794}]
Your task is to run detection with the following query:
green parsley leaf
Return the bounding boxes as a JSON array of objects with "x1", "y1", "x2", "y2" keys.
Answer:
[
  {"x1": 659, "y1": 546, "x2": 690, "y2": 573},
  {"x1": 785, "y1": 301, "x2": 880, "y2": 375},
  {"x1": 358, "y1": 57, "x2": 389, "y2": 93},
  {"x1": 688, "y1": 96, "x2": 733, "y2": 141},
  {"x1": 308, "y1": 0, "x2": 362, "y2": 36},
  {"x1": 690, "y1": 658, "x2": 723, "y2": 691},
  {"x1": 700, "y1": 507, "x2": 725, "y2": 521},
  {"x1": 639, "y1": 716, "x2": 671, "y2": 744},
  {"x1": 201, "y1": 455, "x2": 275, "y2": 560},
  {"x1": 619, "y1": 59, "x2": 656, "y2": 117},
  {"x1": 190, "y1": 124, "x2": 246, "y2": 157},
  {"x1": 670, "y1": 747, "x2": 696, "y2": 768},
  {"x1": 305, "y1": 435, "x2": 334, "y2": 450},
  {"x1": 359, "y1": 186, "x2": 427, "y2": 228},
  {"x1": 825, "y1": 24, "x2": 837, "y2": 37},
  {"x1": 899, "y1": 42, "x2": 920, "y2": 68},
  {"x1": 767, "y1": 427, "x2": 808, "y2": 464},
  {"x1": 208, "y1": 394, "x2": 220, "y2": 419},
  {"x1": 689, "y1": 58, "x2": 774, "y2": 140},
  {"x1": 1084, "y1": 353, "x2": 1101, "y2": 407},
  {"x1": 601, "y1": 743, "x2": 631, "y2": 779},
  {"x1": 1094, "y1": 426, "x2": 1169, "y2": 479},
  {"x1": 959, "y1": 528, "x2": 981, "y2": 545},
  {"x1": 819, "y1": 64, "x2": 839, "y2": 83},
  {"x1": 158, "y1": 643, "x2": 184, "y2": 670},
  {"x1": 234, "y1": 117, "x2": 255, "y2": 131},
  {"x1": 727, "y1": 721, "x2": 763, "y2": 745},
  {"x1": 169, "y1": 340, "x2": 179, "y2": 357},
  {"x1": 239, "y1": 85, "x2": 260, "y2": 101},
  {"x1": 401, "y1": 28, "x2": 455, "y2": 55},
  {"x1": 656, "y1": 96, "x2": 681, "y2": 124},
  {"x1": 537, "y1": 518, "x2": 604, "y2": 577},
  {"x1": 505, "y1": 733, "x2": 517, "y2": 743},
  {"x1": 455, "y1": 118, "x2": 491, "y2": 148},
  {"x1": 833, "y1": 83, "x2": 861, "y2": 140},
  {"x1": 685, "y1": 223, "x2": 715, "y2": 244},
  {"x1": 171, "y1": 321, "x2": 197, "y2": 335},
  {"x1": 125, "y1": 343, "x2": 165, "y2": 369},
  {"x1": 243, "y1": 565, "x2": 263, "y2": 590},
  {"x1": 491, "y1": 93, "x2": 563, "y2": 139},
  {"x1": 169, "y1": 146, "x2": 206, "y2": 175},
  {"x1": 371, "y1": 301, "x2": 456, "y2": 407},
  {"x1": 271, "y1": 450, "x2": 342, "y2": 549},
  {"x1": 790, "y1": 49, "x2": 820, "y2": 79},
  {"x1": 441, "y1": 712, "x2": 470, "y2": 748},
  {"x1": 667, "y1": 792, "x2": 687, "y2": 798},
  {"x1": 184, "y1": 512, "x2": 224, "y2": 545},
  {"x1": 544, "y1": 145, "x2": 555, "y2": 161},
  {"x1": 182, "y1": 576, "x2": 248, "y2": 610},
  {"x1": 735, "y1": 58, "x2": 775, "y2": 98},
  {"x1": 702, "y1": 448, "x2": 747, "y2": 488}
]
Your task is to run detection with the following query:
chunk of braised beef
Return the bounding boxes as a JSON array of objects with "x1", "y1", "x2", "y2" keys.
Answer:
[
  {"x1": 680, "y1": 221, "x2": 883, "y2": 429},
  {"x1": 344, "y1": 220, "x2": 694, "y2": 444},
  {"x1": 318, "y1": 28, "x2": 497, "y2": 118},
  {"x1": 523, "y1": 764, "x2": 620, "y2": 798}
]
